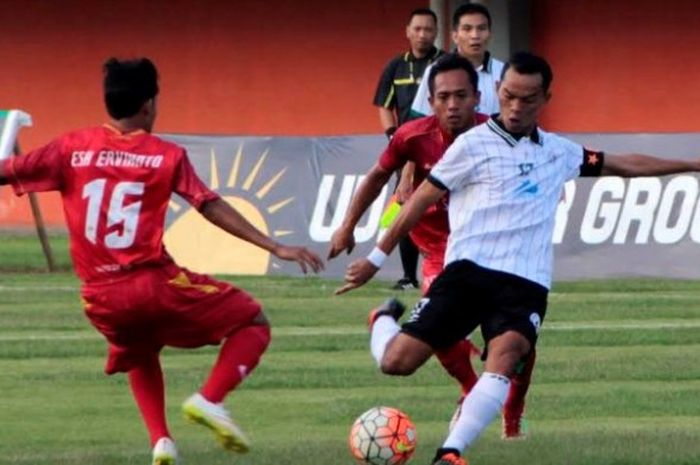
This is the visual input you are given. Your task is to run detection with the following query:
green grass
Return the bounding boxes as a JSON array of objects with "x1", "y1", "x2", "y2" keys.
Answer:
[
  {"x1": 0, "y1": 232, "x2": 72, "y2": 272},
  {"x1": 1, "y1": 235, "x2": 700, "y2": 464}
]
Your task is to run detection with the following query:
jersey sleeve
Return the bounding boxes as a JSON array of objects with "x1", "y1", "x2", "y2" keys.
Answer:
[
  {"x1": 580, "y1": 148, "x2": 604, "y2": 177},
  {"x1": 554, "y1": 136, "x2": 595, "y2": 181},
  {"x1": 2, "y1": 138, "x2": 66, "y2": 195},
  {"x1": 427, "y1": 134, "x2": 473, "y2": 191},
  {"x1": 410, "y1": 65, "x2": 433, "y2": 118},
  {"x1": 373, "y1": 59, "x2": 398, "y2": 109},
  {"x1": 172, "y1": 150, "x2": 221, "y2": 210},
  {"x1": 377, "y1": 130, "x2": 409, "y2": 173}
]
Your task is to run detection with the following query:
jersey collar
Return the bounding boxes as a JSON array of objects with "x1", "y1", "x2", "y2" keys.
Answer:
[
  {"x1": 103, "y1": 123, "x2": 148, "y2": 138},
  {"x1": 405, "y1": 46, "x2": 441, "y2": 62},
  {"x1": 479, "y1": 51, "x2": 494, "y2": 73},
  {"x1": 486, "y1": 116, "x2": 542, "y2": 147}
]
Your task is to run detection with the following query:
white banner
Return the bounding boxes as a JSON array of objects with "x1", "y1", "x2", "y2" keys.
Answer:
[
  {"x1": 0, "y1": 110, "x2": 32, "y2": 161},
  {"x1": 162, "y1": 132, "x2": 700, "y2": 280}
]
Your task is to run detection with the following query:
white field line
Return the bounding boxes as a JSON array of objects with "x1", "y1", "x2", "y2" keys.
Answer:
[
  {"x1": 2, "y1": 286, "x2": 698, "y2": 297},
  {"x1": 271, "y1": 320, "x2": 700, "y2": 335},
  {"x1": 0, "y1": 285, "x2": 78, "y2": 292},
  {"x1": 2, "y1": 320, "x2": 700, "y2": 342}
]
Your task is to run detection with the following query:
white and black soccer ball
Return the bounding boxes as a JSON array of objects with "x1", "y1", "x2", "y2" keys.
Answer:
[{"x1": 348, "y1": 406, "x2": 417, "y2": 465}]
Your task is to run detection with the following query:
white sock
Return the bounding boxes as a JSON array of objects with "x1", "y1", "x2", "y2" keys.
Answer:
[
  {"x1": 442, "y1": 372, "x2": 510, "y2": 452},
  {"x1": 370, "y1": 315, "x2": 400, "y2": 365}
]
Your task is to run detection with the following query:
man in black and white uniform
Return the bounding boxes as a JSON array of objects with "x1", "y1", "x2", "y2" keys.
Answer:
[{"x1": 337, "y1": 52, "x2": 700, "y2": 465}]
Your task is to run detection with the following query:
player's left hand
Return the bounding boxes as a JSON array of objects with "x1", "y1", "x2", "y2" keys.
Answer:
[
  {"x1": 273, "y1": 245, "x2": 325, "y2": 274},
  {"x1": 395, "y1": 177, "x2": 413, "y2": 205},
  {"x1": 334, "y1": 258, "x2": 378, "y2": 295},
  {"x1": 327, "y1": 226, "x2": 355, "y2": 259}
]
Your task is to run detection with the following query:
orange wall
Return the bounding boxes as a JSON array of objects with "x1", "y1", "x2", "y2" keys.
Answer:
[
  {"x1": 5, "y1": 0, "x2": 699, "y2": 228},
  {"x1": 531, "y1": 0, "x2": 700, "y2": 132},
  {"x1": 0, "y1": 0, "x2": 425, "y2": 226}
]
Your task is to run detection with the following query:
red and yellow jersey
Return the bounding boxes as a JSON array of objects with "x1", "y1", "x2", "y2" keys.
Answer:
[
  {"x1": 378, "y1": 114, "x2": 487, "y2": 257},
  {"x1": 2, "y1": 124, "x2": 219, "y2": 282}
]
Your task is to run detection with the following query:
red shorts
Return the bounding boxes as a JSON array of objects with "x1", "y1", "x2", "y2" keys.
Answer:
[
  {"x1": 410, "y1": 230, "x2": 446, "y2": 295},
  {"x1": 81, "y1": 263, "x2": 262, "y2": 374},
  {"x1": 420, "y1": 250, "x2": 444, "y2": 296}
]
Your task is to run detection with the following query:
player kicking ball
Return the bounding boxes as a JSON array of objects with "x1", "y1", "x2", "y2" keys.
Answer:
[
  {"x1": 337, "y1": 52, "x2": 700, "y2": 464},
  {"x1": 0, "y1": 57, "x2": 323, "y2": 465},
  {"x1": 330, "y1": 53, "x2": 531, "y2": 440}
]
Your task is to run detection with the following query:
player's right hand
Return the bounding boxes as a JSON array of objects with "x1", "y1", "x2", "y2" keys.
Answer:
[
  {"x1": 327, "y1": 227, "x2": 355, "y2": 260},
  {"x1": 334, "y1": 258, "x2": 378, "y2": 295},
  {"x1": 273, "y1": 245, "x2": 324, "y2": 274},
  {"x1": 395, "y1": 180, "x2": 413, "y2": 205}
]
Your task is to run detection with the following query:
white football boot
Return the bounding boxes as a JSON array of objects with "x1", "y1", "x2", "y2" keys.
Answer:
[
  {"x1": 182, "y1": 393, "x2": 250, "y2": 453},
  {"x1": 152, "y1": 437, "x2": 178, "y2": 465}
]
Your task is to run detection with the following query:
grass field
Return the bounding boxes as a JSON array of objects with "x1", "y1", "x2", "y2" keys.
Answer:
[{"x1": 1, "y1": 234, "x2": 700, "y2": 464}]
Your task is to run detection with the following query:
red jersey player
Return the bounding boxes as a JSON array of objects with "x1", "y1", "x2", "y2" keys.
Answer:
[
  {"x1": 0, "y1": 58, "x2": 323, "y2": 465},
  {"x1": 329, "y1": 53, "x2": 532, "y2": 440}
]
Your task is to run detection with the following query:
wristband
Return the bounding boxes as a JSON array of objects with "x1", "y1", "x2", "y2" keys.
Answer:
[
  {"x1": 366, "y1": 246, "x2": 388, "y2": 268},
  {"x1": 385, "y1": 126, "x2": 397, "y2": 140}
]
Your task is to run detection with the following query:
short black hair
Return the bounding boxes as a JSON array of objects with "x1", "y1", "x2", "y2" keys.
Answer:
[
  {"x1": 501, "y1": 52, "x2": 553, "y2": 93},
  {"x1": 409, "y1": 8, "x2": 438, "y2": 25},
  {"x1": 452, "y1": 3, "x2": 492, "y2": 29},
  {"x1": 428, "y1": 53, "x2": 479, "y2": 97},
  {"x1": 103, "y1": 57, "x2": 159, "y2": 119}
]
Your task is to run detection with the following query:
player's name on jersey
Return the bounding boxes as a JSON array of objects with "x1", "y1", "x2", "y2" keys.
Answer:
[{"x1": 71, "y1": 150, "x2": 164, "y2": 169}]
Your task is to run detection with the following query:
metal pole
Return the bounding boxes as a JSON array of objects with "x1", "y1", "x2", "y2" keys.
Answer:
[
  {"x1": 14, "y1": 143, "x2": 56, "y2": 272},
  {"x1": 430, "y1": 0, "x2": 446, "y2": 50}
]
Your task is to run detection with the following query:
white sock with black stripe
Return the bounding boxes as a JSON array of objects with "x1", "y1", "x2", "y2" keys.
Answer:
[
  {"x1": 442, "y1": 372, "x2": 510, "y2": 452},
  {"x1": 370, "y1": 315, "x2": 400, "y2": 365}
]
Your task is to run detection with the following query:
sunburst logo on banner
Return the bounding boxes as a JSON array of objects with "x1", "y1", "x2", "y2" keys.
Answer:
[{"x1": 164, "y1": 143, "x2": 294, "y2": 275}]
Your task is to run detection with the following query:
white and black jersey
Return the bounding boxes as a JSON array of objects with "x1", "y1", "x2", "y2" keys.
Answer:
[
  {"x1": 428, "y1": 117, "x2": 603, "y2": 289},
  {"x1": 410, "y1": 52, "x2": 505, "y2": 118}
]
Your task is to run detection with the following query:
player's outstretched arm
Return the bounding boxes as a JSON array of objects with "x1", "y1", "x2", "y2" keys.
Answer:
[
  {"x1": 335, "y1": 179, "x2": 445, "y2": 295},
  {"x1": 201, "y1": 198, "x2": 323, "y2": 274},
  {"x1": 603, "y1": 153, "x2": 700, "y2": 177},
  {"x1": 328, "y1": 163, "x2": 393, "y2": 259}
]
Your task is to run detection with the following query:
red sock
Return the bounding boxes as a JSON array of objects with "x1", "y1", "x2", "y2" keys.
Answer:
[
  {"x1": 201, "y1": 324, "x2": 271, "y2": 403},
  {"x1": 436, "y1": 339, "x2": 479, "y2": 395},
  {"x1": 128, "y1": 354, "x2": 170, "y2": 446},
  {"x1": 504, "y1": 348, "x2": 536, "y2": 420}
]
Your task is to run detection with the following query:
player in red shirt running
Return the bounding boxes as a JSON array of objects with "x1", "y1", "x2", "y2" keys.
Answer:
[
  {"x1": 329, "y1": 53, "x2": 532, "y2": 439},
  {"x1": 0, "y1": 58, "x2": 323, "y2": 465}
]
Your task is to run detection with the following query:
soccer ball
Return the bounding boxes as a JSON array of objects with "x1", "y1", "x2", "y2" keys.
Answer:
[{"x1": 348, "y1": 406, "x2": 417, "y2": 465}]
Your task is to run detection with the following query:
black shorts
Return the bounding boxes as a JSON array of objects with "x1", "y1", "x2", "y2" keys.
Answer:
[{"x1": 401, "y1": 260, "x2": 548, "y2": 350}]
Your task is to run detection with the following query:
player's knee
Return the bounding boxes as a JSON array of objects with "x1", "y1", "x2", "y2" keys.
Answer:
[
  {"x1": 251, "y1": 310, "x2": 270, "y2": 326},
  {"x1": 251, "y1": 316, "x2": 272, "y2": 350},
  {"x1": 380, "y1": 351, "x2": 417, "y2": 376}
]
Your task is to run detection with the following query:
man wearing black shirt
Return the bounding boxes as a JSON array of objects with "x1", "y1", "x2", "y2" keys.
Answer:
[{"x1": 373, "y1": 8, "x2": 443, "y2": 290}]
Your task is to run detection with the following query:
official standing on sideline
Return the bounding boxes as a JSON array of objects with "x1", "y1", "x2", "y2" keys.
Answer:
[{"x1": 373, "y1": 8, "x2": 444, "y2": 290}]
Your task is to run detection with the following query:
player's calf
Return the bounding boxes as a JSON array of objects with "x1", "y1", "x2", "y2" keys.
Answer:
[
  {"x1": 501, "y1": 349, "x2": 536, "y2": 440},
  {"x1": 436, "y1": 339, "x2": 479, "y2": 396}
]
